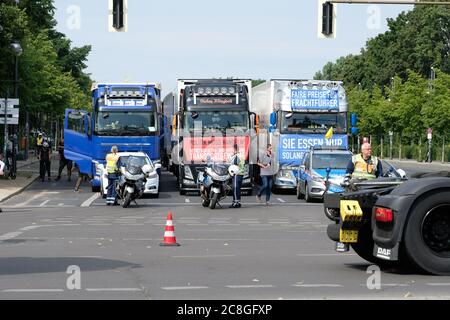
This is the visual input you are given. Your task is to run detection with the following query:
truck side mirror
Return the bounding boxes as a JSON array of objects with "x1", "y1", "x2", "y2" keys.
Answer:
[
  {"x1": 270, "y1": 112, "x2": 277, "y2": 126},
  {"x1": 250, "y1": 112, "x2": 260, "y2": 135},
  {"x1": 172, "y1": 115, "x2": 177, "y2": 136}
]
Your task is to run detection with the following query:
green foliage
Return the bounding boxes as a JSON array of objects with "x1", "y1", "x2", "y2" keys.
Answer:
[
  {"x1": 317, "y1": 5, "x2": 450, "y2": 151},
  {"x1": 0, "y1": 0, "x2": 92, "y2": 128},
  {"x1": 252, "y1": 79, "x2": 266, "y2": 87},
  {"x1": 316, "y1": 5, "x2": 450, "y2": 89}
]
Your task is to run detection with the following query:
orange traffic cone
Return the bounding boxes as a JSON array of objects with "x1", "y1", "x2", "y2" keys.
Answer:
[{"x1": 159, "y1": 212, "x2": 180, "y2": 246}]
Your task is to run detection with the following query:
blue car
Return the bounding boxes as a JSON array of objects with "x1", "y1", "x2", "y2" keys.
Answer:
[{"x1": 296, "y1": 148, "x2": 353, "y2": 202}]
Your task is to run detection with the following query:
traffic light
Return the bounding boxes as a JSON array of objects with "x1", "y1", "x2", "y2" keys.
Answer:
[
  {"x1": 108, "y1": 0, "x2": 128, "y2": 32},
  {"x1": 317, "y1": 0, "x2": 336, "y2": 39},
  {"x1": 351, "y1": 113, "x2": 358, "y2": 127},
  {"x1": 350, "y1": 113, "x2": 358, "y2": 136},
  {"x1": 113, "y1": 0, "x2": 124, "y2": 29},
  {"x1": 322, "y1": 2, "x2": 333, "y2": 36}
]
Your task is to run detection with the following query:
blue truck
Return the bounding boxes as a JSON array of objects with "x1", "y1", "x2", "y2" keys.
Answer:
[{"x1": 64, "y1": 82, "x2": 163, "y2": 191}]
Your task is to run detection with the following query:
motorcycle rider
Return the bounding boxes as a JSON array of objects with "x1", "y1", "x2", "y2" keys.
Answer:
[
  {"x1": 229, "y1": 144, "x2": 245, "y2": 208},
  {"x1": 105, "y1": 145, "x2": 120, "y2": 205}
]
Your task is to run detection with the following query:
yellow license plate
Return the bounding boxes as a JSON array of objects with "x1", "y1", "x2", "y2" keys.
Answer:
[{"x1": 339, "y1": 200, "x2": 363, "y2": 243}]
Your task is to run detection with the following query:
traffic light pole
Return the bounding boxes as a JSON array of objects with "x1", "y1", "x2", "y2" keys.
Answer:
[{"x1": 3, "y1": 90, "x2": 8, "y2": 158}]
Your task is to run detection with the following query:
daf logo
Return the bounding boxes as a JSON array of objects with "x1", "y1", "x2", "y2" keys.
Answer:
[{"x1": 377, "y1": 247, "x2": 391, "y2": 257}]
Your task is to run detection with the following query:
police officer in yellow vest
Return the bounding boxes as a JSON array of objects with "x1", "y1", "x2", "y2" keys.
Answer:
[
  {"x1": 346, "y1": 142, "x2": 383, "y2": 180},
  {"x1": 105, "y1": 145, "x2": 120, "y2": 205}
]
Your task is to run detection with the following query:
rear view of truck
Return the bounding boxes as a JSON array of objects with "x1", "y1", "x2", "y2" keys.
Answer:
[{"x1": 325, "y1": 172, "x2": 450, "y2": 275}]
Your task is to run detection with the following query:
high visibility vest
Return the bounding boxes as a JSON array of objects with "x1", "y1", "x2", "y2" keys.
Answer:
[
  {"x1": 106, "y1": 153, "x2": 119, "y2": 173},
  {"x1": 37, "y1": 137, "x2": 43, "y2": 146},
  {"x1": 231, "y1": 154, "x2": 245, "y2": 175},
  {"x1": 352, "y1": 154, "x2": 378, "y2": 180}
]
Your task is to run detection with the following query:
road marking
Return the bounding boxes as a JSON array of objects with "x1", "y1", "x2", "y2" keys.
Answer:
[
  {"x1": 292, "y1": 284, "x2": 343, "y2": 288},
  {"x1": 171, "y1": 255, "x2": 236, "y2": 258},
  {"x1": 14, "y1": 191, "x2": 46, "y2": 207},
  {"x1": 296, "y1": 253, "x2": 358, "y2": 257},
  {"x1": 81, "y1": 193, "x2": 100, "y2": 207},
  {"x1": 226, "y1": 285, "x2": 275, "y2": 289},
  {"x1": 185, "y1": 198, "x2": 190, "y2": 203},
  {"x1": 19, "y1": 226, "x2": 40, "y2": 231},
  {"x1": 161, "y1": 286, "x2": 209, "y2": 290},
  {"x1": 85, "y1": 288, "x2": 142, "y2": 292},
  {"x1": 277, "y1": 198, "x2": 286, "y2": 203},
  {"x1": 39, "y1": 200, "x2": 50, "y2": 207},
  {"x1": 0, "y1": 232, "x2": 23, "y2": 241},
  {"x1": 2, "y1": 289, "x2": 64, "y2": 293},
  {"x1": 58, "y1": 203, "x2": 64, "y2": 206},
  {"x1": 426, "y1": 283, "x2": 450, "y2": 286}
]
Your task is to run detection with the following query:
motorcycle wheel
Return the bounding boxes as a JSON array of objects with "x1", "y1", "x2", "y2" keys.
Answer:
[
  {"x1": 209, "y1": 192, "x2": 218, "y2": 210},
  {"x1": 122, "y1": 191, "x2": 131, "y2": 208},
  {"x1": 202, "y1": 198, "x2": 210, "y2": 207}
]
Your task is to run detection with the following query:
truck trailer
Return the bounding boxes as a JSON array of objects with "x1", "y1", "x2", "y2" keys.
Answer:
[{"x1": 252, "y1": 79, "x2": 349, "y2": 191}]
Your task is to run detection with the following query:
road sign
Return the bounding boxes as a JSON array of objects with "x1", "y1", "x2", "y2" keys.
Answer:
[
  {"x1": 0, "y1": 108, "x2": 19, "y2": 125},
  {"x1": 0, "y1": 98, "x2": 19, "y2": 107},
  {"x1": 427, "y1": 127, "x2": 432, "y2": 140},
  {"x1": 1, "y1": 98, "x2": 20, "y2": 125}
]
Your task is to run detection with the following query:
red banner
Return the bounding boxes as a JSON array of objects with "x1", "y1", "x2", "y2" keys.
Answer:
[{"x1": 183, "y1": 136, "x2": 250, "y2": 163}]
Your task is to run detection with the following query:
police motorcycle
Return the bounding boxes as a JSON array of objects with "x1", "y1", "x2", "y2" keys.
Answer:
[
  {"x1": 116, "y1": 156, "x2": 154, "y2": 208},
  {"x1": 197, "y1": 158, "x2": 239, "y2": 210}
]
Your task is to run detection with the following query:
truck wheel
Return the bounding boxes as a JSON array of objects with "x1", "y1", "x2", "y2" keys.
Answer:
[
  {"x1": 209, "y1": 192, "x2": 218, "y2": 210},
  {"x1": 296, "y1": 184, "x2": 304, "y2": 200},
  {"x1": 403, "y1": 191, "x2": 450, "y2": 275}
]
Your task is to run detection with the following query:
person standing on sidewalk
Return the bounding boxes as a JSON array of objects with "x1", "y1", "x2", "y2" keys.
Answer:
[
  {"x1": 105, "y1": 145, "x2": 120, "y2": 205},
  {"x1": 55, "y1": 138, "x2": 73, "y2": 181},
  {"x1": 256, "y1": 144, "x2": 274, "y2": 206},
  {"x1": 39, "y1": 140, "x2": 52, "y2": 182},
  {"x1": 0, "y1": 154, "x2": 5, "y2": 212}
]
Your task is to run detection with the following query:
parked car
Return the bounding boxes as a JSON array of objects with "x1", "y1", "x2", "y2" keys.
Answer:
[
  {"x1": 296, "y1": 147, "x2": 353, "y2": 202},
  {"x1": 95, "y1": 152, "x2": 161, "y2": 199}
]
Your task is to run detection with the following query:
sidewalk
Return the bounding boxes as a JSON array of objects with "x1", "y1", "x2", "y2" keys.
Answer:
[
  {"x1": 387, "y1": 158, "x2": 450, "y2": 168},
  {"x1": 0, "y1": 153, "x2": 42, "y2": 203}
]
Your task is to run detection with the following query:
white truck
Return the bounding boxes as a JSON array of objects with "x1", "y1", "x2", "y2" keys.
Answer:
[{"x1": 251, "y1": 79, "x2": 349, "y2": 192}]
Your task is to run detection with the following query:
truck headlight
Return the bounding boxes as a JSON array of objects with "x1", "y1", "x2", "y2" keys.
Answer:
[{"x1": 183, "y1": 165, "x2": 194, "y2": 180}]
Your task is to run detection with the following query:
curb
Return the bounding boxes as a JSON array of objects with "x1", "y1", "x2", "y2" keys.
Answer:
[{"x1": 0, "y1": 173, "x2": 40, "y2": 203}]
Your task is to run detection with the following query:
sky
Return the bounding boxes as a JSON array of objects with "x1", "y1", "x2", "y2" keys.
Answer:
[{"x1": 54, "y1": 0, "x2": 413, "y2": 97}]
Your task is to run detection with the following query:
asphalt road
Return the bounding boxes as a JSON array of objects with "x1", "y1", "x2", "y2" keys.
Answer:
[{"x1": 0, "y1": 161, "x2": 449, "y2": 300}]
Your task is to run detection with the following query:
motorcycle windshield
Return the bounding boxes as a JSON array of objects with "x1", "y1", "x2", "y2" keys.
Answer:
[
  {"x1": 212, "y1": 164, "x2": 229, "y2": 176},
  {"x1": 124, "y1": 156, "x2": 145, "y2": 175}
]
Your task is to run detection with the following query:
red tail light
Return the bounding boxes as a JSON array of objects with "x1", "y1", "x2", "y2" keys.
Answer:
[{"x1": 375, "y1": 207, "x2": 394, "y2": 223}]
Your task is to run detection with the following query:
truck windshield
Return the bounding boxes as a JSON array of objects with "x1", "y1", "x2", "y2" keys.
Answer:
[
  {"x1": 184, "y1": 111, "x2": 249, "y2": 132},
  {"x1": 95, "y1": 111, "x2": 158, "y2": 136},
  {"x1": 280, "y1": 111, "x2": 346, "y2": 134},
  {"x1": 312, "y1": 153, "x2": 352, "y2": 170}
]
